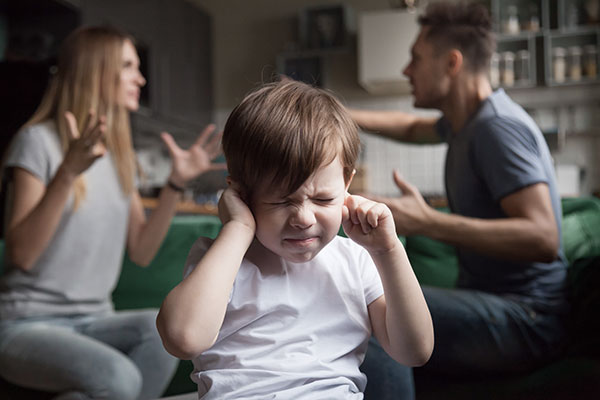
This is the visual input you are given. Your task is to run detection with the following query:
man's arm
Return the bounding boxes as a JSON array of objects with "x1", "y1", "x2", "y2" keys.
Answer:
[
  {"x1": 376, "y1": 172, "x2": 559, "y2": 263},
  {"x1": 425, "y1": 183, "x2": 559, "y2": 262},
  {"x1": 348, "y1": 108, "x2": 442, "y2": 144}
]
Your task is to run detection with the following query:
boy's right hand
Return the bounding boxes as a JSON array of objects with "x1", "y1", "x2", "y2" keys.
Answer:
[
  {"x1": 218, "y1": 182, "x2": 256, "y2": 234},
  {"x1": 61, "y1": 110, "x2": 107, "y2": 177}
]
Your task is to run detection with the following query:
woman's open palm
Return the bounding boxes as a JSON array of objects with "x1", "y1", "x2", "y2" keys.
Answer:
[{"x1": 161, "y1": 124, "x2": 226, "y2": 185}]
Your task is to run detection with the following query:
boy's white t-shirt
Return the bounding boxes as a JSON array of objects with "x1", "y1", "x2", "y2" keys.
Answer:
[{"x1": 184, "y1": 235, "x2": 384, "y2": 400}]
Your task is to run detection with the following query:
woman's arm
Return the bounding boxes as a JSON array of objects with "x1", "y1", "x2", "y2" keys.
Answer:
[
  {"x1": 6, "y1": 167, "x2": 76, "y2": 270},
  {"x1": 5, "y1": 112, "x2": 106, "y2": 270},
  {"x1": 125, "y1": 125, "x2": 226, "y2": 266}
]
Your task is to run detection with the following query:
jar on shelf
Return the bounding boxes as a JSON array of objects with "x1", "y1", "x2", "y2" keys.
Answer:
[
  {"x1": 515, "y1": 49, "x2": 530, "y2": 84},
  {"x1": 523, "y1": 4, "x2": 540, "y2": 32},
  {"x1": 568, "y1": 46, "x2": 583, "y2": 81},
  {"x1": 500, "y1": 51, "x2": 515, "y2": 87},
  {"x1": 503, "y1": 5, "x2": 520, "y2": 34},
  {"x1": 552, "y1": 47, "x2": 567, "y2": 83},
  {"x1": 583, "y1": 44, "x2": 598, "y2": 78},
  {"x1": 490, "y1": 52, "x2": 500, "y2": 88},
  {"x1": 566, "y1": 1, "x2": 581, "y2": 28}
]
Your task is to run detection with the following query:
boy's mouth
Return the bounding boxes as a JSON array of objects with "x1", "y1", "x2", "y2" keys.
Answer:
[{"x1": 283, "y1": 237, "x2": 318, "y2": 246}]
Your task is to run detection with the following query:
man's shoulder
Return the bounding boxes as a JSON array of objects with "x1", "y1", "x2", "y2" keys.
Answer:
[{"x1": 469, "y1": 97, "x2": 538, "y2": 147}]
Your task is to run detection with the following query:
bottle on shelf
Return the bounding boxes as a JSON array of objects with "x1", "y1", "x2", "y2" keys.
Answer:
[
  {"x1": 566, "y1": 1, "x2": 581, "y2": 28},
  {"x1": 523, "y1": 4, "x2": 540, "y2": 32},
  {"x1": 503, "y1": 5, "x2": 520, "y2": 34},
  {"x1": 568, "y1": 46, "x2": 583, "y2": 82},
  {"x1": 515, "y1": 49, "x2": 530, "y2": 85},
  {"x1": 583, "y1": 44, "x2": 598, "y2": 78},
  {"x1": 501, "y1": 51, "x2": 515, "y2": 86},
  {"x1": 552, "y1": 47, "x2": 567, "y2": 83},
  {"x1": 490, "y1": 52, "x2": 500, "y2": 88}
]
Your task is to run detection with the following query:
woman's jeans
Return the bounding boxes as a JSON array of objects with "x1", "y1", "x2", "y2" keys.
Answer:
[
  {"x1": 0, "y1": 309, "x2": 178, "y2": 400},
  {"x1": 361, "y1": 286, "x2": 566, "y2": 400}
]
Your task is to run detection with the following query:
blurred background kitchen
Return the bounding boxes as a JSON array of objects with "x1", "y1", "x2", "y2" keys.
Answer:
[{"x1": 1, "y1": 0, "x2": 599, "y2": 216}]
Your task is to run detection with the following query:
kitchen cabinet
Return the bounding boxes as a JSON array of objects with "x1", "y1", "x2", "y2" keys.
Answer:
[
  {"x1": 486, "y1": 0, "x2": 599, "y2": 88},
  {"x1": 357, "y1": 9, "x2": 419, "y2": 95}
]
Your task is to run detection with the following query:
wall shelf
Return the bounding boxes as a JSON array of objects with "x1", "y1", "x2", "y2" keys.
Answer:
[{"x1": 485, "y1": 0, "x2": 599, "y2": 89}]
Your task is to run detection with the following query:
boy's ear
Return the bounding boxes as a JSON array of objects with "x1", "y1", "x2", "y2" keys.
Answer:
[{"x1": 344, "y1": 169, "x2": 356, "y2": 191}]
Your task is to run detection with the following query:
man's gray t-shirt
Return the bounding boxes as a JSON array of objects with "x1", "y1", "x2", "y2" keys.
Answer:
[
  {"x1": 0, "y1": 121, "x2": 131, "y2": 319},
  {"x1": 437, "y1": 89, "x2": 567, "y2": 312}
]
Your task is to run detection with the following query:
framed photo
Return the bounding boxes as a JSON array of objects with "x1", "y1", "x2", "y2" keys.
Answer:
[
  {"x1": 276, "y1": 53, "x2": 325, "y2": 87},
  {"x1": 300, "y1": 5, "x2": 352, "y2": 51}
]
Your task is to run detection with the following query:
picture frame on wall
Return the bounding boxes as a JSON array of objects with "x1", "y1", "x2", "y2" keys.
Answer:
[{"x1": 299, "y1": 5, "x2": 353, "y2": 51}]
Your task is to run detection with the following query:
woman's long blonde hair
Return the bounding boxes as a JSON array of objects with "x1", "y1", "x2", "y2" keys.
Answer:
[{"x1": 25, "y1": 26, "x2": 136, "y2": 208}]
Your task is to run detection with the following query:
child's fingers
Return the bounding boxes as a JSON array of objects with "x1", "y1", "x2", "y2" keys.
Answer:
[
  {"x1": 346, "y1": 194, "x2": 391, "y2": 234},
  {"x1": 347, "y1": 195, "x2": 374, "y2": 234},
  {"x1": 355, "y1": 203, "x2": 372, "y2": 234},
  {"x1": 341, "y1": 204, "x2": 350, "y2": 222},
  {"x1": 366, "y1": 203, "x2": 388, "y2": 229},
  {"x1": 346, "y1": 196, "x2": 361, "y2": 225},
  {"x1": 341, "y1": 205, "x2": 356, "y2": 236}
]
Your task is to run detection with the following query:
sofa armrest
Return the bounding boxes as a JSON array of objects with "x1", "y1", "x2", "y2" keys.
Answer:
[{"x1": 112, "y1": 215, "x2": 222, "y2": 310}]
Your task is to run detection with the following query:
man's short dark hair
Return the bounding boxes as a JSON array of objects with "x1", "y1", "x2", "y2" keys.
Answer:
[{"x1": 418, "y1": 1, "x2": 496, "y2": 74}]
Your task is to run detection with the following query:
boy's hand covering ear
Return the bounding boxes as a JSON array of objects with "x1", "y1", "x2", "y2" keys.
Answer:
[
  {"x1": 342, "y1": 193, "x2": 399, "y2": 255},
  {"x1": 218, "y1": 181, "x2": 256, "y2": 233}
]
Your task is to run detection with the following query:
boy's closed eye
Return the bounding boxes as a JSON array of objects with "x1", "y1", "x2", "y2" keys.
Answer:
[
  {"x1": 264, "y1": 197, "x2": 337, "y2": 206},
  {"x1": 313, "y1": 198, "x2": 335, "y2": 203}
]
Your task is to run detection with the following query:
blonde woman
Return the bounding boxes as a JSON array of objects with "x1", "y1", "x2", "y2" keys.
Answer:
[{"x1": 0, "y1": 26, "x2": 224, "y2": 399}]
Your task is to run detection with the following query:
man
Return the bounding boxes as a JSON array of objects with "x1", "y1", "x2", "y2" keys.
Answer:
[{"x1": 352, "y1": 1, "x2": 568, "y2": 395}]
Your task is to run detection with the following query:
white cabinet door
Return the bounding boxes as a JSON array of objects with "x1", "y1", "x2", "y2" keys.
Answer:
[{"x1": 358, "y1": 10, "x2": 419, "y2": 95}]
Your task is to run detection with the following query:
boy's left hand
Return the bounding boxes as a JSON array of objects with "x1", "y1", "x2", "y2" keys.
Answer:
[{"x1": 342, "y1": 194, "x2": 399, "y2": 255}]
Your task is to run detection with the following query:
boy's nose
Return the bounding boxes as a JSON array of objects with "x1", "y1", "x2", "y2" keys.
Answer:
[{"x1": 289, "y1": 204, "x2": 316, "y2": 229}]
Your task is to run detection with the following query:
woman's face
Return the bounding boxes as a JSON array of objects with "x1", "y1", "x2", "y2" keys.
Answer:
[{"x1": 117, "y1": 39, "x2": 146, "y2": 111}]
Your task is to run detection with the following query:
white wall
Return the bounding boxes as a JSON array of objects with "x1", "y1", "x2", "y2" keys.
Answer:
[
  {"x1": 189, "y1": 0, "x2": 448, "y2": 196},
  {"x1": 188, "y1": 0, "x2": 600, "y2": 197}
]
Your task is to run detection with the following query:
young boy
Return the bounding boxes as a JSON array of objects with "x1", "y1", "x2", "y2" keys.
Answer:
[{"x1": 157, "y1": 79, "x2": 433, "y2": 399}]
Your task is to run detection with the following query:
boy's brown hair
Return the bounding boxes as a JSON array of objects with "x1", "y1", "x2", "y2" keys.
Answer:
[
  {"x1": 222, "y1": 79, "x2": 360, "y2": 199},
  {"x1": 419, "y1": 1, "x2": 496, "y2": 74}
]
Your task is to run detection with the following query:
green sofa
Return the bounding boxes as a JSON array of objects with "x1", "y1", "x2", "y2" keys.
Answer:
[
  {"x1": 1, "y1": 197, "x2": 599, "y2": 398},
  {"x1": 408, "y1": 197, "x2": 600, "y2": 399}
]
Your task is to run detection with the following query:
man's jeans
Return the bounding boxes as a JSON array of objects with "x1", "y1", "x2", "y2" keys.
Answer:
[
  {"x1": 0, "y1": 309, "x2": 178, "y2": 400},
  {"x1": 361, "y1": 286, "x2": 566, "y2": 399}
]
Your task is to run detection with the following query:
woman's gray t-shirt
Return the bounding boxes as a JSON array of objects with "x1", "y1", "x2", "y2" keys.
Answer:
[{"x1": 0, "y1": 121, "x2": 131, "y2": 319}]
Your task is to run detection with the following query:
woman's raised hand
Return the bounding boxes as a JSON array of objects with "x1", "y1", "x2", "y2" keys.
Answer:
[
  {"x1": 62, "y1": 110, "x2": 107, "y2": 176},
  {"x1": 161, "y1": 124, "x2": 227, "y2": 187}
]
